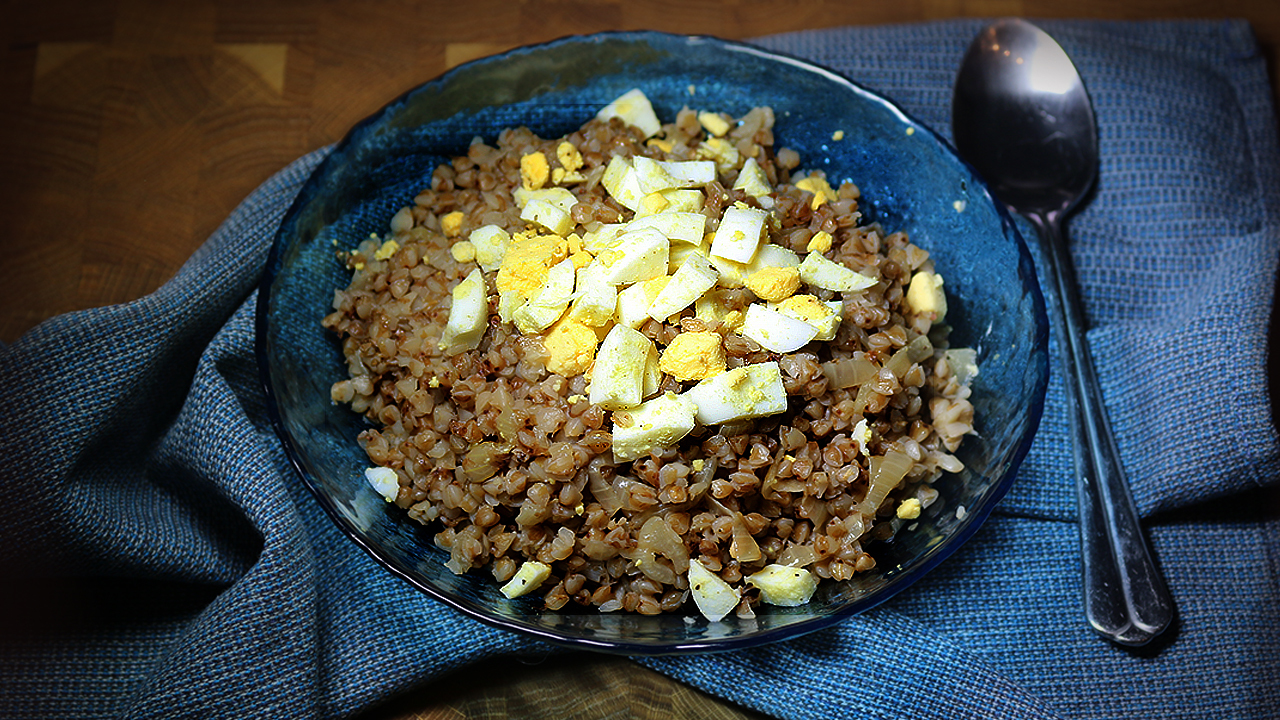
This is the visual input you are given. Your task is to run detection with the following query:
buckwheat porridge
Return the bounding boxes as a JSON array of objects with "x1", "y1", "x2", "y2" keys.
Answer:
[{"x1": 322, "y1": 90, "x2": 975, "y2": 620}]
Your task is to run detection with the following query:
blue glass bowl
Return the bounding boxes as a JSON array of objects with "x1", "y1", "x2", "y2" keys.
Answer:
[{"x1": 256, "y1": 31, "x2": 1049, "y2": 654}]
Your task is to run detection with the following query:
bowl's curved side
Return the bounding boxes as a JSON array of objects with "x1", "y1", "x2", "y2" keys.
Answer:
[{"x1": 256, "y1": 30, "x2": 1049, "y2": 654}]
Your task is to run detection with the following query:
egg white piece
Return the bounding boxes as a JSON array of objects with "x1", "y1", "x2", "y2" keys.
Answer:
[
  {"x1": 594, "y1": 227, "x2": 669, "y2": 286},
  {"x1": 513, "y1": 186, "x2": 577, "y2": 212},
  {"x1": 611, "y1": 392, "x2": 698, "y2": 462},
  {"x1": 733, "y1": 156, "x2": 772, "y2": 198},
  {"x1": 602, "y1": 155, "x2": 646, "y2": 211},
  {"x1": 740, "y1": 303, "x2": 818, "y2": 353},
  {"x1": 500, "y1": 561, "x2": 552, "y2": 599},
  {"x1": 683, "y1": 361, "x2": 787, "y2": 425},
  {"x1": 631, "y1": 156, "x2": 681, "y2": 194},
  {"x1": 512, "y1": 258, "x2": 575, "y2": 334},
  {"x1": 648, "y1": 253, "x2": 719, "y2": 321},
  {"x1": 596, "y1": 88, "x2": 662, "y2": 138},
  {"x1": 798, "y1": 251, "x2": 877, "y2": 293},
  {"x1": 626, "y1": 211, "x2": 707, "y2": 246},
  {"x1": 658, "y1": 159, "x2": 717, "y2": 188},
  {"x1": 709, "y1": 206, "x2": 767, "y2": 264},
  {"x1": 520, "y1": 198, "x2": 573, "y2": 236},
  {"x1": 589, "y1": 324, "x2": 654, "y2": 410},
  {"x1": 439, "y1": 268, "x2": 490, "y2": 354},
  {"x1": 468, "y1": 225, "x2": 511, "y2": 272}
]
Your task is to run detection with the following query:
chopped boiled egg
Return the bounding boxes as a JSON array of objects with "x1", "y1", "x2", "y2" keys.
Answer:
[
  {"x1": 544, "y1": 316, "x2": 599, "y2": 378},
  {"x1": 642, "y1": 342, "x2": 662, "y2": 397},
  {"x1": 592, "y1": 227, "x2": 669, "y2": 286},
  {"x1": 581, "y1": 223, "x2": 627, "y2": 254},
  {"x1": 497, "y1": 291, "x2": 525, "y2": 325},
  {"x1": 707, "y1": 252, "x2": 748, "y2": 288},
  {"x1": 740, "y1": 303, "x2": 819, "y2": 353},
  {"x1": 648, "y1": 252, "x2": 719, "y2": 321},
  {"x1": 602, "y1": 155, "x2": 646, "y2": 211},
  {"x1": 632, "y1": 156, "x2": 681, "y2": 194},
  {"x1": 687, "y1": 558, "x2": 739, "y2": 622},
  {"x1": 568, "y1": 272, "x2": 617, "y2": 327},
  {"x1": 905, "y1": 270, "x2": 948, "y2": 320},
  {"x1": 806, "y1": 230, "x2": 833, "y2": 253},
  {"x1": 569, "y1": 248, "x2": 593, "y2": 270},
  {"x1": 646, "y1": 137, "x2": 675, "y2": 153},
  {"x1": 553, "y1": 143, "x2": 585, "y2": 184},
  {"x1": 611, "y1": 391, "x2": 698, "y2": 462},
  {"x1": 634, "y1": 189, "x2": 703, "y2": 218},
  {"x1": 512, "y1": 257, "x2": 575, "y2": 334},
  {"x1": 439, "y1": 268, "x2": 489, "y2": 354},
  {"x1": 629, "y1": 158, "x2": 716, "y2": 195},
  {"x1": 521, "y1": 198, "x2": 574, "y2": 236},
  {"x1": 469, "y1": 225, "x2": 511, "y2": 272},
  {"x1": 589, "y1": 324, "x2": 654, "y2": 410},
  {"x1": 520, "y1": 151, "x2": 550, "y2": 190},
  {"x1": 745, "y1": 565, "x2": 818, "y2": 607},
  {"x1": 514, "y1": 186, "x2": 577, "y2": 212},
  {"x1": 668, "y1": 242, "x2": 706, "y2": 274},
  {"x1": 733, "y1": 157, "x2": 772, "y2": 198},
  {"x1": 556, "y1": 141, "x2": 583, "y2": 173},
  {"x1": 683, "y1": 361, "x2": 787, "y2": 425},
  {"x1": 500, "y1": 561, "x2": 552, "y2": 599},
  {"x1": 709, "y1": 242, "x2": 798, "y2": 289},
  {"x1": 721, "y1": 309, "x2": 746, "y2": 332},
  {"x1": 697, "y1": 137, "x2": 740, "y2": 173},
  {"x1": 795, "y1": 175, "x2": 837, "y2": 208},
  {"x1": 626, "y1": 211, "x2": 707, "y2": 246},
  {"x1": 774, "y1": 294, "x2": 842, "y2": 341},
  {"x1": 639, "y1": 191, "x2": 671, "y2": 216},
  {"x1": 616, "y1": 275, "x2": 668, "y2": 329},
  {"x1": 710, "y1": 206, "x2": 767, "y2": 264},
  {"x1": 659, "y1": 331, "x2": 726, "y2": 381},
  {"x1": 659, "y1": 159, "x2": 717, "y2": 188},
  {"x1": 897, "y1": 497, "x2": 922, "y2": 520},
  {"x1": 697, "y1": 111, "x2": 731, "y2": 137},
  {"x1": 751, "y1": 244, "x2": 800, "y2": 272},
  {"x1": 450, "y1": 240, "x2": 476, "y2": 263},
  {"x1": 798, "y1": 251, "x2": 877, "y2": 293},
  {"x1": 495, "y1": 232, "x2": 568, "y2": 300},
  {"x1": 694, "y1": 289, "x2": 734, "y2": 324},
  {"x1": 596, "y1": 88, "x2": 662, "y2": 138},
  {"x1": 441, "y1": 211, "x2": 466, "y2": 237},
  {"x1": 745, "y1": 266, "x2": 800, "y2": 303},
  {"x1": 365, "y1": 466, "x2": 399, "y2": 502}
]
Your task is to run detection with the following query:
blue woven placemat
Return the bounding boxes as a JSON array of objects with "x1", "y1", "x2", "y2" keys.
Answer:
[{"x1": 2, "y1": 18, "x2": 1278, "y2": 720}]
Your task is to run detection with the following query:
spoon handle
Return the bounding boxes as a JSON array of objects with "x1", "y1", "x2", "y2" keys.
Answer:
[{"x1": 1030, "y1": 213, "x2": 1175, "y2": 646}]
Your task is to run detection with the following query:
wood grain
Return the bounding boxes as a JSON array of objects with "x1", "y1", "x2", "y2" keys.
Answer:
[
  {"x1": 3, "y1": 0, "x2": 1280, "y2": 342},
  {"x1": 362, "y1": 654, "x2": 771, "y2": 720},
  {"x1": 3, "y1": 1, "x2": 1279, "y2": 717}
]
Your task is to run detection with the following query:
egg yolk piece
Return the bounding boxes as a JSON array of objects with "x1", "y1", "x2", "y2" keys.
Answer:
[{"x1": 659, "y1": 331, "x2": 726, "y2": 381}]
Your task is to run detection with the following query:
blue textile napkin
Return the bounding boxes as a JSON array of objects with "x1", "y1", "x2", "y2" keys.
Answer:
[{"x1": 2, "y1": 18, "x2": 1278, "y2": 720}]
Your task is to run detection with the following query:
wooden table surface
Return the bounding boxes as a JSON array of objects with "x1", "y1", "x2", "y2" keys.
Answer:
[{"x1": 4, "y1": 1, "x2": 1279, "y2": 718}]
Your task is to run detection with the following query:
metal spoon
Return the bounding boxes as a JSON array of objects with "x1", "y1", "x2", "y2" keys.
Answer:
[{"x1": 952, "y1": 18, "x2": 1174, "y2": 646}]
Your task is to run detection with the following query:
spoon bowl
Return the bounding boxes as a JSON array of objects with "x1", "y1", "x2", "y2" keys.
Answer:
[
  {"x1": 953, "y1": 21, "x2": 1098, "y2": 218},
  {"x1": 952, "y1": 19, "x2": 1174, "y2": 646}
]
